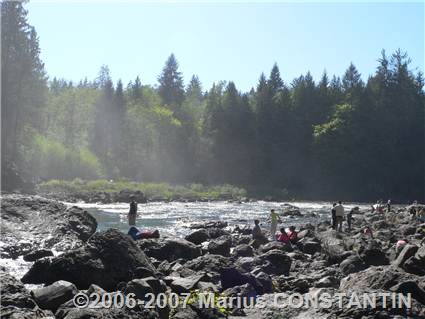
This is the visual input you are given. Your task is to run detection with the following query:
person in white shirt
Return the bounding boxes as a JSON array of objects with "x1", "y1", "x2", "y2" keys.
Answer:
[{"x1": 334, "y1": 201, "x2": 345, "y2": 232}]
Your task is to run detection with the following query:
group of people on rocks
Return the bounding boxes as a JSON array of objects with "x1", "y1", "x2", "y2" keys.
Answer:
[{"x1": 252, "y1": 209, "x2": 299, "y2": 246}]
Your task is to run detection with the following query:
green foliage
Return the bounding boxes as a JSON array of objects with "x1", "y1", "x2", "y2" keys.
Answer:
[
  {"x1": 30, "y1": 136, "x2": 103, "y2": 180},
  {"x1": 37, "y1": 179, "x2": 246, "y2": 200}
]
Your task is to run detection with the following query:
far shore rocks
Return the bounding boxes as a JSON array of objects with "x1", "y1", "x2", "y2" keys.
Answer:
[{"x1": 1, "y1": 194, "x2": 424, "y2": 318}]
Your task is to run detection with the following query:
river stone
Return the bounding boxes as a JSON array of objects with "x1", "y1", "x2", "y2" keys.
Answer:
[
  {"x1": 0, "y1": 272, "x2": 36, "y2": 309},
  {"x1": 138, "y1": 238, "x2": 201, "y2": 262},
  {"x1": 403, "y1": 246, "x2": 425, "y2": 275},
  {"x1": 219, "y1": 267, "x2": 265, "y2": 294},
  {"x1": 22, "y1": 228, "x2": 156, "y2": 290},
  {"x1": 23, "y1": 249, "x2": 54, "y2": 262},
  {"x1": 232, "y1": 244, "x2": 254, "y2": 257},
  {"x1": 257, "y1": 249, "x2": 291, "y2": 276},
  {"x1": 124, "y1": 279, "x2": 153, "y2": 301},
  {"x1": 339, "y1": 255, "x2": 367, "y2": 275},
  {"x1": 208, "y1": 235, "x2": 232, "y2": 256},
  {"x1": 302, "y1": 241, "x2": 321, "y2": 255},
  {"x1": 185, "y1": 229, "x2": 209, "y2": 245},
  {"x1": 393, "y1": 244, "x2": 419, "y2": 268},
  {"x1": 168, "y1": 274, "x2": 207, "y2": 293},
  {"x1": 32, "y1": 280, "x2": 78, "y2": 312}
]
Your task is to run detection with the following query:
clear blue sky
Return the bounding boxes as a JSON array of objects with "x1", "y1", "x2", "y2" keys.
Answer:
[{"x1": 27, "y1": 1, "x2": 424, "y2": 92}]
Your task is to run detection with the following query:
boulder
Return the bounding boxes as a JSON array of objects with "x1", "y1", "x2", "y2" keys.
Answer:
[
  {"x1": 185, "y1": 254, "x2": 232, "y2": 274},
  {"x1": 23, "y1": 249, "x2": 54, "y2": 262},
  {"x1": 302, "y1": 241, "x2": 321, "y2": 255},
  {"x1": 252, "y1": 271, "x2": 273, "y2": 293},
  {"x1": 403, "y1": 246, "x2": 425, "y2": 275},
  {"x1": 168, "y1": 274, "x2": 207, "y2": 293},
  {"x1": 257, "y1": 249, "x2": 291, "y2": 276},
  {"x1": 358, "y1": 240, "x2": 389, "y2": 266},
  {"x1": 0, "y1": 272, "x2": 36, "y2": 309},
  {"x1": 208, "y1": 236, "x2": 232, "y2": 256},
  {"x1": 232, "y1": 244, "x2": 254, "y2": 257},
  {"x1": 22, "y1": 229, "x2": 156, "y2": 290},
  {"x1": 185, "y1": 229, "x2": 209, "y2": 245},
  {"x1": 339, "y1": 255, "x2": 367, "y2": 275},
  {"x1": 390, "y1": 280, "x2": 425, "y2": 304},
  {"x1": 316, "y1": 230, "x2": 347, "y2": 263},
  {"x1": 393, "y1": 244, "x2": 419, "y2": 268},
  {"x1": 222, "y1": 283, "x2": 256, "y2": 300},
  {"x1": 260, "y1": 241, "x2": 293, "y2": 254},
  {"x1": 219, "y1": 267, "x2": 265, "y2": 294},
  {"x1": 1, "y1": 195, "x2": 97, "y2": 259},
  {"x1": 124, "y1": 279, "x2": 153, "y2": 301},
  {"x1": 339, "y1": 266, "x2": 420, "y2": 292},
  {"x1": 31, "y1": 281, "x2": 77, "y2": 312},
  {"x1": 138, "y1": 238, "x2": 201, "y2": 262},
  {"x1": 207, "y1": 228, "x2": 230, "y2": 239}
]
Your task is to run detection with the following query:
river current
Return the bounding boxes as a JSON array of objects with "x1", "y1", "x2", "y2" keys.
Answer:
[{"x1": 1, "y1": 200, "x2": 371, "y2": 285}]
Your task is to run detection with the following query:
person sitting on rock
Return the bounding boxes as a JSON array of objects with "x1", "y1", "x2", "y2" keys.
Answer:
[
  {"x1": 252, "y1": 219, "x2": 264, "y2": 240},
  {"x1": 128, "y1": 197, "x2": 138, "y2": 226},
  {"x1": 287, "y1": 226, "x2": 298, "y2": 243},
  {"x1": 277, "y1": 227, "x2": 291, "y2": 244},
  {"x1": 128, "y1": 226, "x2": 159, "y2": 240}
]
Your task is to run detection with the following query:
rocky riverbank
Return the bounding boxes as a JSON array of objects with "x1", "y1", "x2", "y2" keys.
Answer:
[{"x1": 1, "y1": 194, "x2": 424, "y2": 318}]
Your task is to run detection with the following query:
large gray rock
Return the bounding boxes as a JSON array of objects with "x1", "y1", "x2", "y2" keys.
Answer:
[
  {"x1": 393, "y1": 244, "x2": 419, "y2": 268},
  {"x1": 316, "y1": 230, "x2": 347, "y2": 263},
  {"x1": 339, "y1": 255, "x2": 367, "y2": 275},
  {"x1": 138, "y1": 238, "x2": 201, "y2": 262},
  {"x1": 208, "y1": 235, "x2": 232, "y2": 256},
  {"x1": 257, "y1": 249, "x2": 291, "y2": 276},
  {"x1": 0, "y1": 272, "x2": 54, "y2": 319},
  {"x1": 1, "y1": 195, "x2": 97, "y2": 259},
  {"x1": 0, "y1": 272, "x2": 36, "y2": 309},
  {"x1": 185, "y1": 229, "x2": 209, "y2": 245},
  {"x1": 185, "y1": 254, "x2": 231, "y2": 274},
  {"x1": 232, "y1": 244, "x2": 254, "y2": 257},
  {"x1": 32, "y1": 280, "x2": 78, "y2": 312},
  {"x1": 403, "y1": 245, "x2": 425, "y2": 275},
  {"x1": 22, "y1": 229, "x2": 156, "y2": 290}
]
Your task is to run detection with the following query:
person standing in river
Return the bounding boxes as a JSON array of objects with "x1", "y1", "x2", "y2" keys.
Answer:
[
  {"x1": 128, "y1": 197, "x2": 138, "y2": 226},
  {"x1": 334, "y1": 201, "x2": 345, "y2": 232},
  {"x1": 269, "y1": 209, "x2": 281, "y2": 240},
  {"x1": 331, "y1": 203, "x2": 337, "y2": 229}
]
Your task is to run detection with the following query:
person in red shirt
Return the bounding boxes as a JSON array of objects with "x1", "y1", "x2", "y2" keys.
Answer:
[
  {"x1": 277, "y1": 227, "x2": 291, "y2": 244},
  {"x1": 287, "y1": 226, "x2": 298, "y2": 244}
]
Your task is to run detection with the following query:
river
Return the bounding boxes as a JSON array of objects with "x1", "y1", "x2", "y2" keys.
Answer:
[
  {"x1": 71, "y1": 200, "x2": 371, "y2": 236},
  {"x1": 1, "y1": 200, "x2": 371, "y2": 285}
]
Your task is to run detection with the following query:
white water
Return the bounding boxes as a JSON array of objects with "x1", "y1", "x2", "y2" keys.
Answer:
[{"x1": 66, "y1": 200, "x2": 371, "y2": 237}]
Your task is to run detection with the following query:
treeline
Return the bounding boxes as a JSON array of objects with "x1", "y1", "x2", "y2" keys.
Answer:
[{"x1": 2, "y1": 1, "x2": 424, "y2": 201}]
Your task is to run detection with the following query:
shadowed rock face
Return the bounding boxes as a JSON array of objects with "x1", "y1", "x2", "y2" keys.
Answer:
[
  {"x1": 22, "y1": 228, "x2": 156, "y2": 290},
  {"x1": 1, "y1": 194, "x2": 97, "y2": 260}
]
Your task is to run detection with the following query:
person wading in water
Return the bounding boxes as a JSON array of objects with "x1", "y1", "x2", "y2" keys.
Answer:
[{"x1": 128, "y1": 197, "x2": 138, "y2": 226}]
